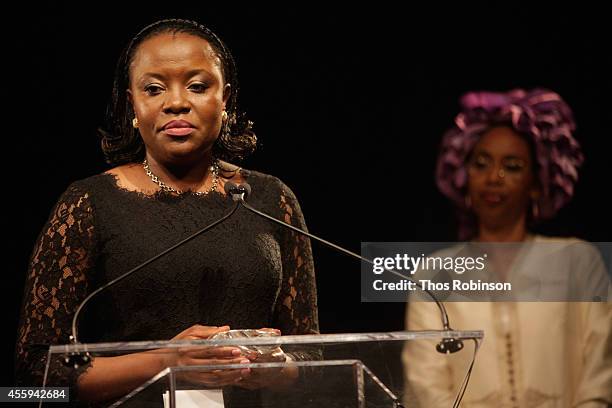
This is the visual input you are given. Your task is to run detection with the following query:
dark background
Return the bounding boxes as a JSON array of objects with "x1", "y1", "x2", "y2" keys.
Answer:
[{"x1": 2, "y1": 4, "x2": 610, "y2": 386}]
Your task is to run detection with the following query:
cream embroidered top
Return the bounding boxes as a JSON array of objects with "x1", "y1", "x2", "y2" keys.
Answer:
[{"x1": 403, "y1": 236, "x2": 611, "y2": 408}]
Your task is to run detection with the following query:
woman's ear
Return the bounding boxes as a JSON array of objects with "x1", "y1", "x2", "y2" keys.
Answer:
[
  {"x1": 127, "y1": 89, "x2": 134, "y2": 105},
  {"x1": 222, "y1": 84, "x2": 231, "y2": 108}
]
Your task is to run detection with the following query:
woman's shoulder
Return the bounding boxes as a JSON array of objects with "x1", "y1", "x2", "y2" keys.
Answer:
[
  {"x1": 233, "y1": 165, "x2": 306, "y2": 221},
  {"x1": 532, "y1": 234, "x2": 593, "y2": 247},
  {"x1": 532, "y1": 234, "x2": 581, "y2": 243},
  {"x1": 45, "y1": 166, "x2": 137, "y2": 213},
  {"x1": 57, "y1": 171, "x2": 118, "y2": 199},
  {"x1": 233, "y1": 164, "x2": 277, "y2": 185},
  {"x1": 40, "y1": 174, "x2": 114, "y2": 226},
  {"x1": 531, "y1": 234, "x2": 604, "y2": 262},
  {"x1": 232, "y1": 164, "x2": 297, "y2": 197}
]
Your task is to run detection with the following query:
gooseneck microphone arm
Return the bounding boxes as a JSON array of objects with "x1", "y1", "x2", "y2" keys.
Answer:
[
  {"x1": 69, "y1": 201, "x2": 241, "y2": 347},
  {"x1": 224, "y1": 182, "x2": 459, "y2": 350}
]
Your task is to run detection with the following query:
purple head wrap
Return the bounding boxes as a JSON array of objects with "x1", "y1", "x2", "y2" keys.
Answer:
[{"x1": 436, "y1": 88, "x2": 584, "y2": 238}]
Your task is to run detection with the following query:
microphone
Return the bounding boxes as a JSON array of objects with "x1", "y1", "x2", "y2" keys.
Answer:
[
  {"x1": 64, "y1": 195, "x2": 243, "y2": 367},
  {"x1": 224, "y1": 181, "x2": 251, "y2": 201},
  {"x1": 224, "y1": 182, "x2": 463, "y2": 354}
]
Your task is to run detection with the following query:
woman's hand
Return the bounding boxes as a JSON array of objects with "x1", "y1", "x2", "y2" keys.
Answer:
[
  {"x1": 162, "y1": 324, "x2": 251, "y2": 388},
  {"x1": 236, "y1": 328, "x2": 300, "y2": 390}
]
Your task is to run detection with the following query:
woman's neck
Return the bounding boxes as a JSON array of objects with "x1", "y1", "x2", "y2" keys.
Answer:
[
  {"x1": 144, "y1": 152, "x2": 215, "y2": 192},
  {"x1": 476, "y1": 215, "x2": 529, "y2": 243}
]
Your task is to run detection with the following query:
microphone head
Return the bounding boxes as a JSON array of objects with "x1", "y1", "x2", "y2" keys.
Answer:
[
  {"x1": 224, "y1": 182, "x2": 251, "y2": 201},
  {"x1": 62, "y1": 352, "x2": 92, "y2": 369},
  {"x1": 436, "y1": 337, "x2": 464, "y2": 354},
  {"x1": 240, "y1": 182, "x2": 252, "y2": 197},
  {"x1": 224, "y1": 181, "x2": 238, "y2": 196}
]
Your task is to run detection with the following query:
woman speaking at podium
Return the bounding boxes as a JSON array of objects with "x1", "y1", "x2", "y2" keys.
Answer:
[{"x1": 15, "y1": 18, "x2": 319, "y2": 405}]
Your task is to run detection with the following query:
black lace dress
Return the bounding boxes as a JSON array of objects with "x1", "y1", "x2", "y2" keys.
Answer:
[{"x1": 15, "y1": 168, "x2": 319, "y2": 406}]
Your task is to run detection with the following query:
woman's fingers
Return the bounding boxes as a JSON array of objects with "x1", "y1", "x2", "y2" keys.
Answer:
[
  {"x1": 258, "y1": 327, "x2": 281, "y2": 335},
  {"x1": 173, "y1": 324, "x2": 231, "y2": 340},
  {"x1": 166, "y1": 325, "x2": 294, "y2": 390},
  {"x1": 187, "y1": 325, "x2": 230, "y2": 339},
  {"x1": 182, "y1": 346, "x2": 243, "y2": 359},
  {"x1": 186, "y1": 357, "x2": 250, "y2": 366}
]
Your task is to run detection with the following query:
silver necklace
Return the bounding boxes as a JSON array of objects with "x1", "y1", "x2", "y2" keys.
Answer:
[{"x1": 142, "y1": 158, "x2": 220, "y2": 196}]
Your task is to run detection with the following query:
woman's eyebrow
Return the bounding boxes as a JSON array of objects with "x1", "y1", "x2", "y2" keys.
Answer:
[
  {"x1": 472, "y1": 150, "x2": 492, "y2": 157},
  {"x1": 137, "y1": 69, "x2": 214, "y2": 83},
  {"x1": 137, "y1": 72, "x2": 166, "y2": 84},
  {"x1": 182, "y1": 68, "x2": 214, "y2": 79},
  {"x1": 502, "y1": 155, "x2": 527, "y2": 161}
]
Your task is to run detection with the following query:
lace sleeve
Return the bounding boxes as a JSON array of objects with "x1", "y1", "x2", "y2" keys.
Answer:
[
  {"x1": 273, "y1": 181, "x2": 320, "y2": 340},
  {"x1": 15, "y1": 182, "x2": 96, "y2": 389}
]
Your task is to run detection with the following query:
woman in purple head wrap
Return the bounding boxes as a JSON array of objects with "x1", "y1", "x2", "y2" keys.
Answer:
[
  {"x1": 436, "y1": 88, "x2": 583, "y2": 240},
  {"x1": 403, "y1": 89, "x2": 611, "y2": 408}
]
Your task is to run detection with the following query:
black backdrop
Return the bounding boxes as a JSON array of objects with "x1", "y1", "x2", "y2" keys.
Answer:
[{"x1": 2, "y1": 4, "x2": 610, "y2": 386}]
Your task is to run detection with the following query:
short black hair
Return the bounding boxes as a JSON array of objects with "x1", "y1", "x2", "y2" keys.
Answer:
[{"x1": 99, "y1": 18, "x2": 256, "y2": 166}]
